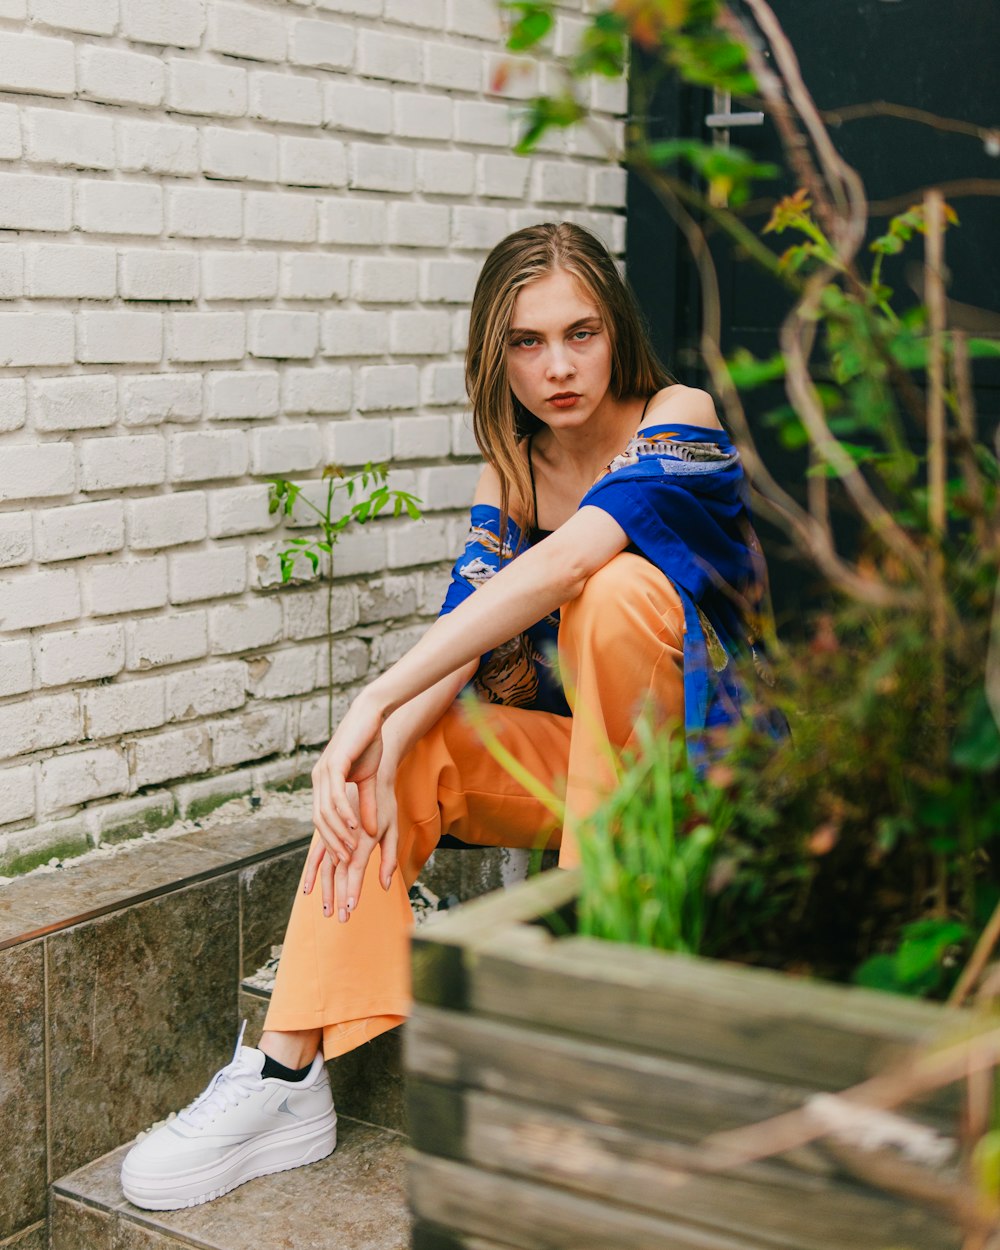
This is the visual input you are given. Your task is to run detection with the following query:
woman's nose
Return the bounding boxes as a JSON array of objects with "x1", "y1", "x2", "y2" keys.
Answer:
[{"x1": 545, "y1": 347, "x2": 575, "y2": 380}]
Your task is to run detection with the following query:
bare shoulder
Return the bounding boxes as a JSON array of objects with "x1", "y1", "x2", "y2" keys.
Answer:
[
  {"x1": 471, "y1": 460, "x2": 502, "y2": 507},
  {"x1": 643, "y1": 384, "x2": 722, "y2": 430}
]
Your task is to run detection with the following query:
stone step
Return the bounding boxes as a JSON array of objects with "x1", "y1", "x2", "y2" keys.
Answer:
[{"x1": 52, "y1": 1113, "x2": 410, "y2": 1250}]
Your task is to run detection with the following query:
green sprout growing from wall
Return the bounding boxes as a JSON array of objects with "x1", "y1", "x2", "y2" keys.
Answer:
[{"x1": 269, "y1": 463, "x2": 422, "y2": 738}]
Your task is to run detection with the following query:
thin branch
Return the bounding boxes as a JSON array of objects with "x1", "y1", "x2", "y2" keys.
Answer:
[
  {"x1": 950, "y1": 331, "x2": 991, "y2": 552},
  {"x1": 925, "y1": 191, "x2": 948, "y2": 541},
  {"x1": 869, "y1": 178, "x2": 1000, "y2": 217},
  {"x1": 781, "y1": 277, "x2": 933, "y2": 587},
  {"x1": 704, "y1": 1021, "x2": 1000, "y2": 1170},
  {"x1": 638, "y1": 165, "x2": 918, "y2": 608},
  {"x1": 987, "y1": 569, "x2": 1000, "y2": 738},
  {"x1": 717, "y1": 5, "x2": 843, "y2": 247},
  {"x1": 950, "y1": 899, "x2": 1000, "y2": 1007},
  {"x1": 734, "y1": 0, "x2": 869, "y2": 260},
  {"x1": 821, "y1": 99, "x2": 997, "y2": 144}
]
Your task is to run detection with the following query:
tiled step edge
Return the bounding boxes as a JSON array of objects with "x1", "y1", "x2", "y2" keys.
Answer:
[{"x1": 0, "y1": 815, "x2": 312, "y2": 952}]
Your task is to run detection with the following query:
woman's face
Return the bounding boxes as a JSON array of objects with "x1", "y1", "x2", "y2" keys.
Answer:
[{"x1": 505, "y1": 268, "x2": 613, "y2": 428}]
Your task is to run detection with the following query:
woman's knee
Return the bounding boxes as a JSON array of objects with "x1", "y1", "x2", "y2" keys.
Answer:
[{"x1": 561, "y1": 553, "x2": 682, "y2": 650}]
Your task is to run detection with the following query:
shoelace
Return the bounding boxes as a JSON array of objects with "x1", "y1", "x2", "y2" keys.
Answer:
[{"x1": 177, "y1": 1021, "x2": 262, "y2": 1129}]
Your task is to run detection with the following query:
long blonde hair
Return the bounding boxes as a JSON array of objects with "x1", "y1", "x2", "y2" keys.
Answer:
[{"x1": 465, "y1": 222, "x2": 673, "y2": 550}]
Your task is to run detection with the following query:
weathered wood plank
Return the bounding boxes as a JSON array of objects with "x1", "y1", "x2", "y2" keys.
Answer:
[
  {"x1": 405, "y1": 1005, "x2": 831, "y2": 1169},
  {"x1": 411, "y1": 869, "x2": 576, "y2": 1010},
  {"x1": 419, "y1": 870, "x2": 955, "y2": 1105},
  {"x1": 469, "y1": 936, "x2": 960, "y2": 1119},
  {"x1": 459, "y1": 1088, "x2": 959, "y2": 1250},
  {"x1": 409, "y1": 1151, "x2": 777, "y2": 1250},
  {"x1": 411, "y1": 1221, "x2": 521, "y2": 1250},
  {"x1": 413, "y1": 868, "x2": 578, "y2": 950}
]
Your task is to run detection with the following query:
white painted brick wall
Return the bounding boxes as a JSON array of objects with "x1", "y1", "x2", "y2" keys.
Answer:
[
  {"x1": 35, "y1": 623, "x2": 125, "y2": 687},
  {"x1": 0, "y1": 0, "x2": 625, "y2": 866}
]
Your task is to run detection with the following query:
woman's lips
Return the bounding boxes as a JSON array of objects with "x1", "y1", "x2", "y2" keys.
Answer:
[{"x1": 547, "y1": 393, "x2": 581, "y2": 409}]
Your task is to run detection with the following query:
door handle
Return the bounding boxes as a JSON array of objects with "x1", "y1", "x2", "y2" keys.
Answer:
[
  {"x1": 704, "y1": 89, "x2": 765, "y2": 206},
  {"x1": 705, "y1": 111, "x2": 765, "y2": 127}
]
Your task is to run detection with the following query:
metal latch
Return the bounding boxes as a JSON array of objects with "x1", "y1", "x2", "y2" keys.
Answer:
[{"x1": 705, "y1": 89, "x2": 765, "y2": 206}]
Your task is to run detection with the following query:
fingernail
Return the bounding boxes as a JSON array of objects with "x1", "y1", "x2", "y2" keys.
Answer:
[
  {"x1": 323, "y1": 904, "x2": 331, "y2": 917},
  {"x1": 338, "y1": 908, "x2": 347, "y2": 923},
  {"x1": 347, "y1": 897, "x2": 355, "y2": 912}
]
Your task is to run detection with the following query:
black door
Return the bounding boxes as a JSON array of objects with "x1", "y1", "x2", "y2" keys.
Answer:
[{"x1": 626, "y1": 0, "x2": 1000, "y2": 625}]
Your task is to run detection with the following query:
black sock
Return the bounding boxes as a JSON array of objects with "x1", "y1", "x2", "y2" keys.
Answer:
[{"x1": 261, "y1": 1054, "x2": 313, "y2": 1082}]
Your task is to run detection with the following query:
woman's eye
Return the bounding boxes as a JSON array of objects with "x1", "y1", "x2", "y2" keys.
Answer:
[
  {"x1": 572, "y1": 330, "x2": 593, "y2": 341},
  {"x1": 515, "y1": 337, "x2": 538, "y2": 349}
]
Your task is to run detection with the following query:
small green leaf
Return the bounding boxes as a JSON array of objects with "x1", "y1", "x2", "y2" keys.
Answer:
[
  {"x1": 967, "y1": 338, "x2": 1000, "y2": 359},
  {"x1": 504, "y1": 1, "x2": 554, "y2": 52},
  {"x1": 895, "y1": 919, "x2": 968, "y2": 985},
  {"x1": 514, "y1": 93, "x2": 584, "y2": 154},
  {"x1": 853, "y1": 953, "x2": 901, "y2": 992},
  {"x1": 725, "y1": 348, "x2": 786, "y2": 388}
]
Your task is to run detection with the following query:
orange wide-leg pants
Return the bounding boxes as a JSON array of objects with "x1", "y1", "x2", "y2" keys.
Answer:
[{"x1": 264, "y1": 552, "x2": 685, "y2": 1059}]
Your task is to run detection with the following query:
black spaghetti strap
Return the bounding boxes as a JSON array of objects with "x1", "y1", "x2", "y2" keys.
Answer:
[
  {"x1": 639, "y1": 392, "x2": 655, "y2": 422},
  {"x1": 527, "y1": 432, "x2": 539, "y2": 527}
]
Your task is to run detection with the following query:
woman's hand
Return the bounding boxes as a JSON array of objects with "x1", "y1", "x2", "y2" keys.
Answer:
[
  {"x1": 302, "y1": 758, "x2": 401, "y2": 921},
  {"x1": 311, "y1": 687, "x2": 385, "y2": 865}
]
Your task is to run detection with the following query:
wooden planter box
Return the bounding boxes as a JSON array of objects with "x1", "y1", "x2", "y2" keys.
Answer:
[{"x1": 405, "y1": 869, "x2": 964, "y2": 1250}]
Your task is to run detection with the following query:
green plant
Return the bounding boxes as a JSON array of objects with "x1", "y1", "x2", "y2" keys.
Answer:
[
  {"x1": 269, "y1": 463, "x2": 422, "y2": 737},
  {"x1": 578, "y1": 719, "x2": 732, "y2": 952},
  {"x1": 496, "y1": 0, "x2": 1000, "y2": 994}
]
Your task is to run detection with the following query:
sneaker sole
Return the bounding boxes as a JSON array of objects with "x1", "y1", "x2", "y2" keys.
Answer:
[{"x1": 121, "y1": 1108, "x2": 337, "y2": 1210}]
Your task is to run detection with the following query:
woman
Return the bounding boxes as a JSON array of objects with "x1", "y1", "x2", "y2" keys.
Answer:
[{"x1": 122, "y1": 222, "x2": 766, "y2": 1210}]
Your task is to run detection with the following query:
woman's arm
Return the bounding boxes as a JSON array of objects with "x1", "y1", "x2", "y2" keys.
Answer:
[
  {"x1": 380, "y1": 660, "x2": 477, "y2": 772},
  {"x1": 312, "y1": 502, "x2": 629, "y2": 863},
  {"x1": 369, "y1": 503, "x2": 627, "y2": 722}
]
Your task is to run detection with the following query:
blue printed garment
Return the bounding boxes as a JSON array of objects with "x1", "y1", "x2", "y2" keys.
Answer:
[
  {"x1": 439, "y1": 506, "x2": 570, "y2": 717},
  {"x1": 580, "y1": 420, "x2": 777, "y2": 762},
  {"x1": 439, "y1": 421, "x2": 776, "y2": 756}
]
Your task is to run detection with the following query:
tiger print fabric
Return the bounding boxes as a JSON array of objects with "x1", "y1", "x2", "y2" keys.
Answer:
[{"x1": 438, "y1": 505, "x2": 569, "y2": 718}]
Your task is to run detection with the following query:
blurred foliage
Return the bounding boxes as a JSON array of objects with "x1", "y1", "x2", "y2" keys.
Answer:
[
  {"x1": 703, "y1": 596, "x2": 1000, "y2": 993},
  {"x1": 501, "y1": 0, "x2": 1000, "y2": 1005},
  {"x1": 578, "y1": 721, "x2": 733, "y2": 952}
]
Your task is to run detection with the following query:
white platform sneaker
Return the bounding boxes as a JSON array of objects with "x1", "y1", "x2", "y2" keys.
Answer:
[{"x1": 121, "y1": 1025, "x2": 337, "y2": 1210}]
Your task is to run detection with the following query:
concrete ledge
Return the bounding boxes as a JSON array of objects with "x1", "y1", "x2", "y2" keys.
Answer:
[{"x1": 0, "y1": 815, "x2": 312, "y2": 952}]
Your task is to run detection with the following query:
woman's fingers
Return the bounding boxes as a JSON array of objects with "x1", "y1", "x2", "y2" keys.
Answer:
[
  {"x1": 379, "y1": 826, "x2": 399, "y2": 893},
  {"x1": 311, "y1": 756, "x2": 355, "y2": 862},
  {"x1": 302, "y1": 837, "x2": 326, "y2": 895},
  {"x1": 320, "y1": 850, "x2": 336, "y2": 919},
  {"x1": 336, "y1": 832, "x2": 377, "y2": 922},
  {"x1": 356, "y1": 772, "x2": 379, "y2": 839},
  {"x1": 333, "y1": 855, "x2": 350, "y2": 922}
]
